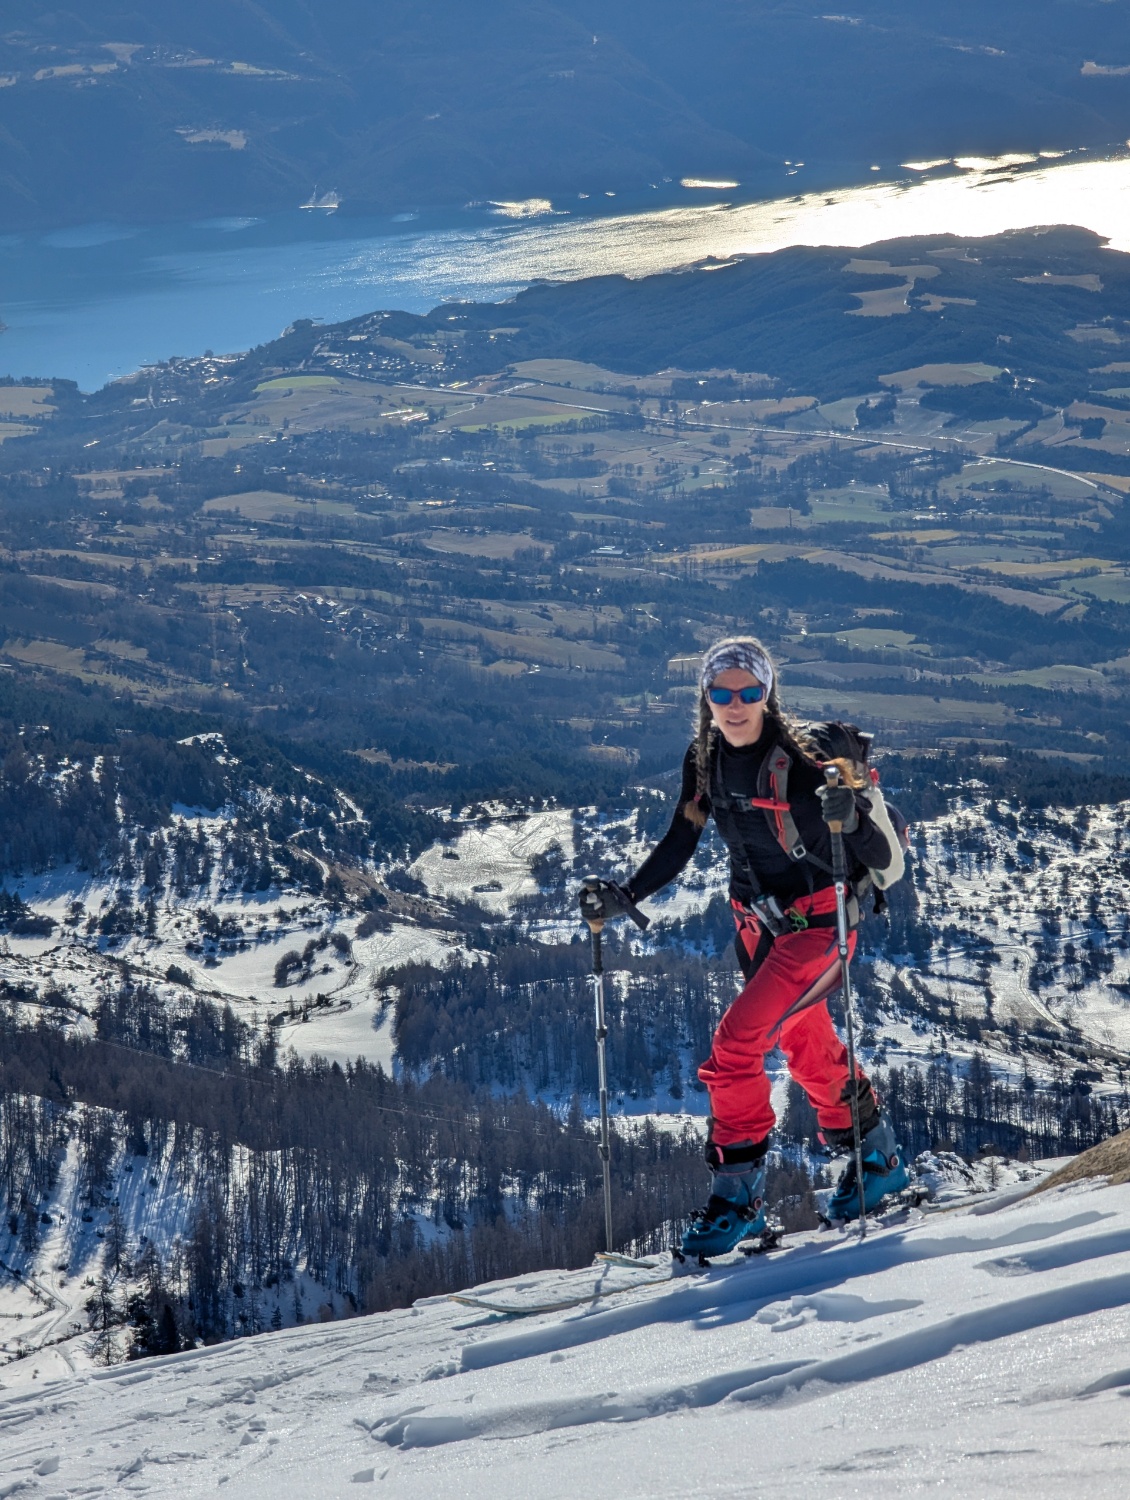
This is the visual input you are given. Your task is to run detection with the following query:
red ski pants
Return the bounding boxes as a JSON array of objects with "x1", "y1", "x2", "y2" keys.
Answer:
[{"x1": 698, "y1": 888, "x2": 867, "y2": 1148}]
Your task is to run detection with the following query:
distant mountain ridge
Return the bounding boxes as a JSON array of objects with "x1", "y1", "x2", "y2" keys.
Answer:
[{"x1": 3, "y1": 1, "x2": 1130, "y2": 229}]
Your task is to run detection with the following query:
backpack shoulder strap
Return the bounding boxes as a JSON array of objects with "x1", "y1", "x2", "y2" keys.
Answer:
[
  {"x1": 710, "y1": 741, "x2": 764, "y2": 900},
  {"x1": 760, "y1": 746, "x2": 811, "y2": 864}
]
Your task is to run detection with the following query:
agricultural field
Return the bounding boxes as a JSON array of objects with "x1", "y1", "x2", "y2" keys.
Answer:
[{"x1": 2, "y1": 227, "x2": 1130, "y2": 803}]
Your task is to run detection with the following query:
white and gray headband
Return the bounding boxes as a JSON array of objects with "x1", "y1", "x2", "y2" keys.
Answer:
[{"x1": 700, "y1": 641, "x2": 774, "y2": 696}]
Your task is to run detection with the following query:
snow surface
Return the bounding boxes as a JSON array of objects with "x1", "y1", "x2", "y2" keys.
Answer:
[{"x1": 6, "y1": 1173, "x2": 1130, "y2": 1497}]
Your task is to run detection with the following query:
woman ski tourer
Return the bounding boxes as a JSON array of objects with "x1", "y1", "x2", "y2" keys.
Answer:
[{"x1": 581, "y1": 636, "x2": 910, "y2": 1258}]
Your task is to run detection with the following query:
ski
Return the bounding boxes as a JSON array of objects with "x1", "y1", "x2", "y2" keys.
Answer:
[
  {"x1": 741, "y1": 1225, "x2": 785, "y2": 1255},
  {"x1": 593, "y1": 1251, "x2": 663, "y2": 1270},
  {"x1": 449, "y1": 1272, "x2": 669, "y2": 1318}
]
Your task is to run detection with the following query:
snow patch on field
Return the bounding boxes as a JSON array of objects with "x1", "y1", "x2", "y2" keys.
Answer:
[{"x1": 409, "y1": 808, "x2": 574, "y2": 914}]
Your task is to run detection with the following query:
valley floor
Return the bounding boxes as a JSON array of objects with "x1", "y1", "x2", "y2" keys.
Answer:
[{"x1": 4, "y1": 1171, "x2": 1130, "y2": 1497}]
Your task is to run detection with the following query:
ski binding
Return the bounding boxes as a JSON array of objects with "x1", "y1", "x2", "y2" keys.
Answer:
[
  {"x1": 671, "y1": 1224, "x2": 783, "y2": 1268},
  {"x1": 818, "y1": 1184, "x2": 931, "y2": 1231}
]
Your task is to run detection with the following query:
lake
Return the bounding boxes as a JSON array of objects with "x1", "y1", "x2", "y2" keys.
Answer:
[{"x1": 2, "y1": 147, "x2": 1130, "y2": 391}]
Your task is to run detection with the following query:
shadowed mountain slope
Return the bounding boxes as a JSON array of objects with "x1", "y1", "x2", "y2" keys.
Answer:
[{"x1": 3, "y1": 1, "x2": 1130, "y2": 227}]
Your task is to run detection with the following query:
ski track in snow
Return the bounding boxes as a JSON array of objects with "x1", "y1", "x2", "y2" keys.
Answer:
[{"x1": 4, "y1": 1180, "x2": 1130, "y2": 1497}]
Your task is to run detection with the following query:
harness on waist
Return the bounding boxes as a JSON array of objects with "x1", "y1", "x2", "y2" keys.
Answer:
[{"x1": 731, "y1": 892, "x2": 853, "y2": 939}]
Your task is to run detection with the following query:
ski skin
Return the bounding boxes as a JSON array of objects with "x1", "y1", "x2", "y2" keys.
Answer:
[{"x1": 594, "y1": 1250, "x2": 662, "y2": 1270}]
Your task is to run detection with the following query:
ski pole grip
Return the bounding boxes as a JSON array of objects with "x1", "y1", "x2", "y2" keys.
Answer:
[
  {"x1": 579, "y1": 875, "x2": 606, "y2": 933},
  {"x1": 822, "y1": 763, "x2": 843, "y2": 834},
  {"x1": 579, "y1": 876, "x2": 650, "y2": 931},
  {"x1": 822, "y1": 764, "x2": 849, "y2": 881}
]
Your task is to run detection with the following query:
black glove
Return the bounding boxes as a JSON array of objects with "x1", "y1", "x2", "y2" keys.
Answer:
[
  {"x1": 817, "y1": 783, "x2": 859, "y2": 834},
  {"x1": 577, "y1": 878, "x2": 633, "y2": 923}
]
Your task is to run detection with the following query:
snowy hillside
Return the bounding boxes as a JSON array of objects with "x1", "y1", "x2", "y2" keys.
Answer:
[
  {"x1": 7, "y1": 786, "x2": 1130, "y2": 1097},
  {"x1": 0, "y1": 803, "x2": 579, "y2": 1074},
  {"x1": 4, "y1": 1167, "x2": 1130, "y2": 1497},
  {"x1": 2, "y1": 765, "x2": 1128, "y2": 1389},
  {"x1": 909, "y1": 799, "x2": 1130, "y2": 1055}
]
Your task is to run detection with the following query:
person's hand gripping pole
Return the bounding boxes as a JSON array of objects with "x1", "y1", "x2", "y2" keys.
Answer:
[
  {"x1": 819, "y1": 766, "x2": 868, "y2": 1237},
  {"x1": 578, "y1": 878, "x2": 649, "y2": 1252}
]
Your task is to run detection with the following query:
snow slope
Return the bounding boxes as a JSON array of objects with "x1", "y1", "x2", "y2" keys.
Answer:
[
  {"x1": 5, "y1": 1173, "x2": 1130, "y2": 1497},
  {"x1": 912, "y1": 798, "x2": 1130, "y2": 1055},
  {"x1": 0, "y1": 804, "x2": 574, "y2": 1072}
]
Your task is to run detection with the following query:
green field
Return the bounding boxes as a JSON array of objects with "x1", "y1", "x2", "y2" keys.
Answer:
[
  {"x1": 786, "y1": 687, "x2": 1014, "y2": 727},
  {"x1": 1063, "y1": 574, "x2": 1130, "y2": 603},
  {"x1": 203, "y1": 490, "x2": 361, "y2": 521},
  {"x1": 812, "y1": 627, "x2": 922, "y2": 652},
  {"x1": 254, "y1": 376, "x2": 346, "y2": 393}
]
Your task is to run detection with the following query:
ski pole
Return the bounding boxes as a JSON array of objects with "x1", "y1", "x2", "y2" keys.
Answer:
[
  {"x1": 586, "y1": 900, "x2": 614, "y2": 1254},
  {"x1": 578, "y1": 877, "x2": 649, "y2": 1253},
  {"x1": 823, "y1": 766, "x2": 868, "y2": 1239}
]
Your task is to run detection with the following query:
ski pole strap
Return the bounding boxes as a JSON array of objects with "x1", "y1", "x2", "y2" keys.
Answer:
[{"x1": 616, "y1": 891, "x2": 650, "y2": 931}]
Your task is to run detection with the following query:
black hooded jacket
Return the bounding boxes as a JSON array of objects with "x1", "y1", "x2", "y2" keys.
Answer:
[{"x1": 626, "y1": 723, "x2": 890, "y2": 908}]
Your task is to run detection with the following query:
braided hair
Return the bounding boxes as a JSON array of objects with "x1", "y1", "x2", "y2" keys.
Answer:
[{"x1": 681, "y1": 635, "x2": 826, "y2": 829}]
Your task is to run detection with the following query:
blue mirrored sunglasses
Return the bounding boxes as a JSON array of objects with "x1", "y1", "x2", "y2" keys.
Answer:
[{"x1": 707, "y1": 684, "x2": 766, "y2": 706}]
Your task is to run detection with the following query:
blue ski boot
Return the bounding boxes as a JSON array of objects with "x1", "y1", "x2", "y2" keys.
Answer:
[
  {"x1": 825, "y1": 1115, "x2": 910, "y2": 1221},
  {"x1": 679, "y1": 1140, "x2": 768, "y2": 1261}
]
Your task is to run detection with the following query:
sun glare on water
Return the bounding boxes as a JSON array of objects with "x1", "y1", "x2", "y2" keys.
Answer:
[
  {"x1": 9, "y1": 146, "x2": 1130, "y2": 389},
  {"x1": 489, "y1": 199, "x2": 559, "y2": 219},
  {"x1": 380, "y1": 148, "x2": 1130, "y2": 296}
]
